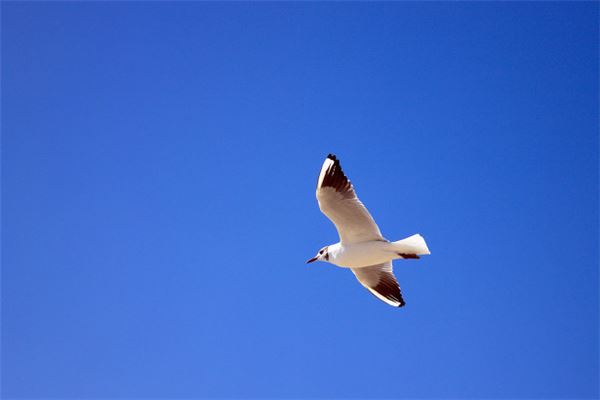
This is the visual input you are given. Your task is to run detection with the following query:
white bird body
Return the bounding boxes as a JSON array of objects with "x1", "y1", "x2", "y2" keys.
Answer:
[
  {"x1": 326, "y1": 236, "x2": 429, "y2": 268},
  {"x1": 326, "y1": 241, "x2": 395, "y2": 268},
  {"x1": 308, "y1": 154, "x2": 430, "y2": 307}
]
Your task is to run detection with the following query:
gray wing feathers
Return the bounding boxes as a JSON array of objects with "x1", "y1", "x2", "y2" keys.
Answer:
[
  {"x1": 316, "y1": 155, "x2": 384, "y2": 244},
  {"x1": 351, "y1": 262, "x2": 406, "y2": 307}
]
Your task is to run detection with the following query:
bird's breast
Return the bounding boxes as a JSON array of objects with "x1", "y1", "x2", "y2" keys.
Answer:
[{"x1": 329, "y1": 241, "x2": 395, "y2": 268}]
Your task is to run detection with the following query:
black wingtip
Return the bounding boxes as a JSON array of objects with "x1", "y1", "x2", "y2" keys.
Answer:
[{"x1": 327, "y1": 153, "x2": 337, "y2": 161}]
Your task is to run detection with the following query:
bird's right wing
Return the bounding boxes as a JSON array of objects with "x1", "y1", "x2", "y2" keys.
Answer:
[
  {"x1": 351, "y1": 262, "x2": 405, "y2": 307},
  {"x1": 316, "y1": 154, "x2": 384, "y2": 244}
]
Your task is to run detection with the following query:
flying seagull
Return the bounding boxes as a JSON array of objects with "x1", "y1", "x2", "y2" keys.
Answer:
[{"x1": 307, "y1": 154, "x2": 430, "y2": 307}]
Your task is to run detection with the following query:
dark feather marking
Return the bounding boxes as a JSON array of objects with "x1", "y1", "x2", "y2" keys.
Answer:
[
  {"x1": 319, "y1": 154, "x2": 353, "y2": 197},
  {"x1": 371, "y1": 274, "x2": 406, "y2": 307},
  {"x1": 398, "y1": 253, "x2": 420, "y2": 259}
]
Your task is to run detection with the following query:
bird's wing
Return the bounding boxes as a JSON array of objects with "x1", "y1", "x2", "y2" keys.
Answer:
[
  {"x1": 316, "y1": 154, "x2": 384, "y2": 244},
  {"x1": 351, "y1": 262, "x2": 405, "y2": 307}
]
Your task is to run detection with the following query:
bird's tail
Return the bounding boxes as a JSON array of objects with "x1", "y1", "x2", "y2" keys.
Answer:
[{"x1": 392, "y1": 234, "x2": 431, "y2": 256}]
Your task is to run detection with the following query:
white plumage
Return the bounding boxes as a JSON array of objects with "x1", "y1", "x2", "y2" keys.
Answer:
[{"x1": 307, "y1": 154, "x2": 430, "y2": 307}]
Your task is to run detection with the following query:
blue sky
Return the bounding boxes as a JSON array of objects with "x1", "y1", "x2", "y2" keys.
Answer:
[{"x1": 2, "y1": 2, "x2": 598, "y2": 399}]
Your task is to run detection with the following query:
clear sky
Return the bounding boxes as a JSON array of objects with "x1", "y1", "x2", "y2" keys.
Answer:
[{"x1": 2, "y1": 2, "x2": 598, "y2": 399}]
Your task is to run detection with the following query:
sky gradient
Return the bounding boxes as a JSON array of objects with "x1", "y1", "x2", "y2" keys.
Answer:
[{"x1": 2, "y1": 2, "x2": 598, "y2": 399}]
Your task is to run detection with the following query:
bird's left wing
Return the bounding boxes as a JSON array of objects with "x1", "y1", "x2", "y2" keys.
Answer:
[
  {"x1": 316, "y1": 154, "x2": 384, "y2": 244},
  {"x1": 351, "y1": 262, "x2": 405, "y2": 307}
]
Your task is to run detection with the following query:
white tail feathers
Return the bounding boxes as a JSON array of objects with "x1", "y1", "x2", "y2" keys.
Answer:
[{"x1": 392, "y1": 234, "x2": 431, "y2": 256}]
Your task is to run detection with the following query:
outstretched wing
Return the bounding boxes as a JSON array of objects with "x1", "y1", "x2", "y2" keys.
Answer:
[
  {"x1": 351, "y1": 262, "x2": 405, "y2": 307},
  {"x1": 316, "y1": 154, "x2": 384, "y2": 244}
]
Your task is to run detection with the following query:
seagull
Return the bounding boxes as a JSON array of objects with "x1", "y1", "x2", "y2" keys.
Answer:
[{"x1": 307, "y1": 154, "x2": 430, "y2": 307}]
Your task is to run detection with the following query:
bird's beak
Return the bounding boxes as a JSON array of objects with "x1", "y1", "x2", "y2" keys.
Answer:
[{"x1": 306, "y1": 256, "x2": 318, "y2": 264}]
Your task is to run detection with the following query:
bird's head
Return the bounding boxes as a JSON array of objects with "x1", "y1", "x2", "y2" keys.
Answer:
[{"x1": 306, "y1": 246, "x2": 329, "y2": 264}]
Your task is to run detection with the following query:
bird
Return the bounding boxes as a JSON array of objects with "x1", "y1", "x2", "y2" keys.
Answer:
[{"x1": 307, "y1": 154, "x2": 430, "y2": 307}]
